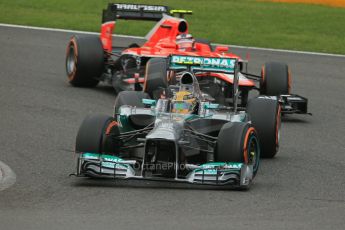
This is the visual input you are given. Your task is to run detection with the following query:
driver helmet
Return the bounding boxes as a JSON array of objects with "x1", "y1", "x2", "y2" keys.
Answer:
[
  {"x1": 176, "y1": 34, "x2": 194, "y2": 51},
  {"x1": 171, "y1": 91, "x2": 198, "y2": 114}
]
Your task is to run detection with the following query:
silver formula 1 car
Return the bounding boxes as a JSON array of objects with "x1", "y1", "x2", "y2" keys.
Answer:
[{"x1": 73, "y1": 55, "x2": 282, "y2": 189}]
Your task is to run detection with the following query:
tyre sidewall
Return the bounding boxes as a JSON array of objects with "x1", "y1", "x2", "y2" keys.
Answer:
[
  {"x1": 216, "y1": 122, "x2": 260, "y2": 175},
  {"x1": 66, "y1": 35, "x2": 104, "y2": 87},
  {"x1": 261, "y1": 62, "x2": 290, "y2": 95},
  {"x1": 75, "y1": 114, "x2": 114, "y2": 154},
  {"x1": 247, "y1": 97, "x2": 280, "y2": 158}
]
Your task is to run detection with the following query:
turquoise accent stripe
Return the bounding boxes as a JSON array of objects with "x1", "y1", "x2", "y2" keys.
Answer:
[
  {"x1": 82, "y1": 153, "x2": 124, "y2": 162},
  {"x1": 142, "y1": 99, "x2": 156, "y2": 106},
  {"x1": 82, "y1": 153, "x2": 129, "y2": 169},
  {"x1": 194, "y1": 162, "x2": 243, "y2": 174}
]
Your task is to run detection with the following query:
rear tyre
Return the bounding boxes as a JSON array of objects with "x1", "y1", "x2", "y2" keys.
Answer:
[
  {"x1": 114, "y1": 91, "x2": 150, "y2": 115},
  {"x1": 66, "y1": 35, "x2": 104, "y2": 87},
  {"x1": 260, "y1": 62, "x2": 290, "y2": 95},
  {"x1": 143, "y1": 58, "x2": 168, "y2": 98},
  {"x1": 215, "y1": 122, "x2": 260, "y2": 176},
  {"x1": 246, "y1": 97, "x2": 281, "y2": 158},
  {"x1": 75, "y1": 114, "x2": 120, "y2": 155}
]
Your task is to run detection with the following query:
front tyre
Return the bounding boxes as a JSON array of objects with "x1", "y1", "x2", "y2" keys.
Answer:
[
  {"x1": 260, "y1": 62, "x2": 291, "y2": 96},
  {"x1": 66, "y1": 35, "x2": 104, "y2": 87},
  {"x1": 215, "y1": 122, "x2": 260, "y2": 176},
  {"x1": 246, "y1": 97, "x2": 281, "y2": 158},
  {"x1": 75, "y1": 114, "x2": 120, "y2": 155}
]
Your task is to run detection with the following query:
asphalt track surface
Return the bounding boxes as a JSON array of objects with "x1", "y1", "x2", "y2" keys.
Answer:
[{"x1": 0, "y1": 26, "x2": 344, "y2": 230}]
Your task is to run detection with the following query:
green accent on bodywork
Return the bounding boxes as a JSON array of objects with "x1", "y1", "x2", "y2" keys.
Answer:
[
  {"x1": 194, "y1": 162, "x2": 243, "y2": 174},
  {"x1": 204, "y1": 103, "x2": 219, "y2": 109},
  {"x1": 185, "y1": 114, "x2": 199, "y2": 121},
  {"x1": 82, "y1": 153, "x2": 124, "y2": 162},
  {"x1": 142, "y1": 99, "x2": 156, "y2": 106},
  {"x1": 82, "y1": 153, "x2": 128, "y2": 169},
  {"x1": 119, "y1": 114, "x2": 135, "y2": 133}
]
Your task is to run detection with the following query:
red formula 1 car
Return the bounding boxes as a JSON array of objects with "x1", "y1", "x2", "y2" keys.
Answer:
[{"x1": 65, "y1": 3, "x2": 309, "y2": 118}]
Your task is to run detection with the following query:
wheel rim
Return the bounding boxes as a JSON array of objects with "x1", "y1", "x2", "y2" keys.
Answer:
[
  {"x1": 247, "y1": 135, "x2": 260, "y2": 173},
  {"x1": 66, "y1": 44, "x2": 76, "y2": 75}
]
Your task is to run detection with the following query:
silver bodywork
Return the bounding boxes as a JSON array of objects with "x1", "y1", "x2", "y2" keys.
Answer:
[
  {"x1": 76, "y1": 62, "x2": 257, "y2": 189},
  {"x1": 77, "y1": 100, "x2": 254, "y2": 188}
]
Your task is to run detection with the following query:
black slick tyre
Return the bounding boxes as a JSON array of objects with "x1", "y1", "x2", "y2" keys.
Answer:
[
  {"x1": 246, "y1": 97, "x2": 281, "y2": 158},
  {"x1": 66, "y1": 35, "x2": 104, "y2": 87},
  {"x1": 260, "y1": 62, "x2": 291, "y2": 95},
  {"x1": 76, "y1": 114, "x2": 120, "y2": 155},
  {"x1": 215, "y1": 122, "x2": 260, "y2": 176}
]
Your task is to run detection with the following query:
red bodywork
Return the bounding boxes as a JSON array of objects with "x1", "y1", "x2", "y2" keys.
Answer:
[{"x1": 100, "y1": 15, "x2": 255, "y2": 87}]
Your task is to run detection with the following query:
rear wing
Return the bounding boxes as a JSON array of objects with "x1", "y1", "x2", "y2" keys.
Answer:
[
  {"x1": 102, "y1": 3, "x2": 192, "y2": 22},
  {"x1": 100, "y1": 3, "x2": 192, "y2": 52},
  {"x1": 169, "y1": 55, "x2": 238, "y2": 74}
]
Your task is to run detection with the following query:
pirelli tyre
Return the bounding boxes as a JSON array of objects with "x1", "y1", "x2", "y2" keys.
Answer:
[
  {"x1": 114, "y1": 91, "x2": 150, "y2": 115},
  {"x1": 66, "y1": 35, "x2": 104, "y2": 87},
  {"x1": 215, "y1": 122, "x2": 260, "y2": 176},
  {"x1": 260, "y1": 62, "x2": 291, "y2": 96},
  {"x1": 246, "y1": 97, "x2": 281, "y2": 158},
  {"x1": 75, "y1": 114, "x2": 120, "y2": 155},
  {"x1": 143, "y1": 58, "x2": 168, "y2": 98}
]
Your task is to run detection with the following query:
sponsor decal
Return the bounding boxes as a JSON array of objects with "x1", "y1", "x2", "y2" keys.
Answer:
[
  {"x1": 82, "y1": 153, "x2": 99, "y2": 159},
  {"x1": 170, "y1": 55, "x2": 236, "y2": 73},
  {"x1": 225, "y1": 163, "x2": 243, "y2": 169},
  {"x1": 286, "y1": 97, "x2": 303, "y2": 100},
  {"x1": 83, "y1": 153, "x2": 129, "y2": 169},
  {"x1": 103, "y1": 156, "x2": 123, "y2": 162},
  {"x1": 83, "y1": 153, "x2": 123, "y2": 162},
  {"x1": 195, "y1": 162, "x2": 243, "y2": 173},
  {"x1": 200, "y1": 169, "x2": 218, "y2": 174},
  {"x1": 258, "y1": 95, "x2": 278, "y2": 100},
  {"x1": 114, "y1": 4, "x2": 167, "y2": 12}
]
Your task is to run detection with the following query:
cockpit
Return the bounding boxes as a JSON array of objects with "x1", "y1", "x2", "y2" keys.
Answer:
[
  {"x1": 176, "y1": 34, "x2": 194, "y2": 51},
  {"x1": 171, "y1": 72, "x2": 200, "y2": 115}
]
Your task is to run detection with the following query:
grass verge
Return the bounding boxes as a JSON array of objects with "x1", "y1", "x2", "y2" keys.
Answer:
[{"x1": 1, "y1": 0, "x2": 344, "y2": 54}]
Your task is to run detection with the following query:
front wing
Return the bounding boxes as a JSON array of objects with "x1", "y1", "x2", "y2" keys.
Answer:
[
  {"x1": 73, "y1": 153, "x2": 254, "y2": 189},
  {"x1": 279, "y1": 94, "x2": 310, "y2": 115}
]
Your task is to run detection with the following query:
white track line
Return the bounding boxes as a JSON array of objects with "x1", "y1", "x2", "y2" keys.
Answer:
[
  {"x1": 0, "y1": 161, "x2": 16, "y2": 191},
  {"x1": 220, "y1": 44, "x2": 345, "y2": 57},
  {"x1": 0, "y1": 23, "x2": 143, "y2": 39},
  {"x1": 1, "y1": 23, "x2": 344, "y2": 58}
]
